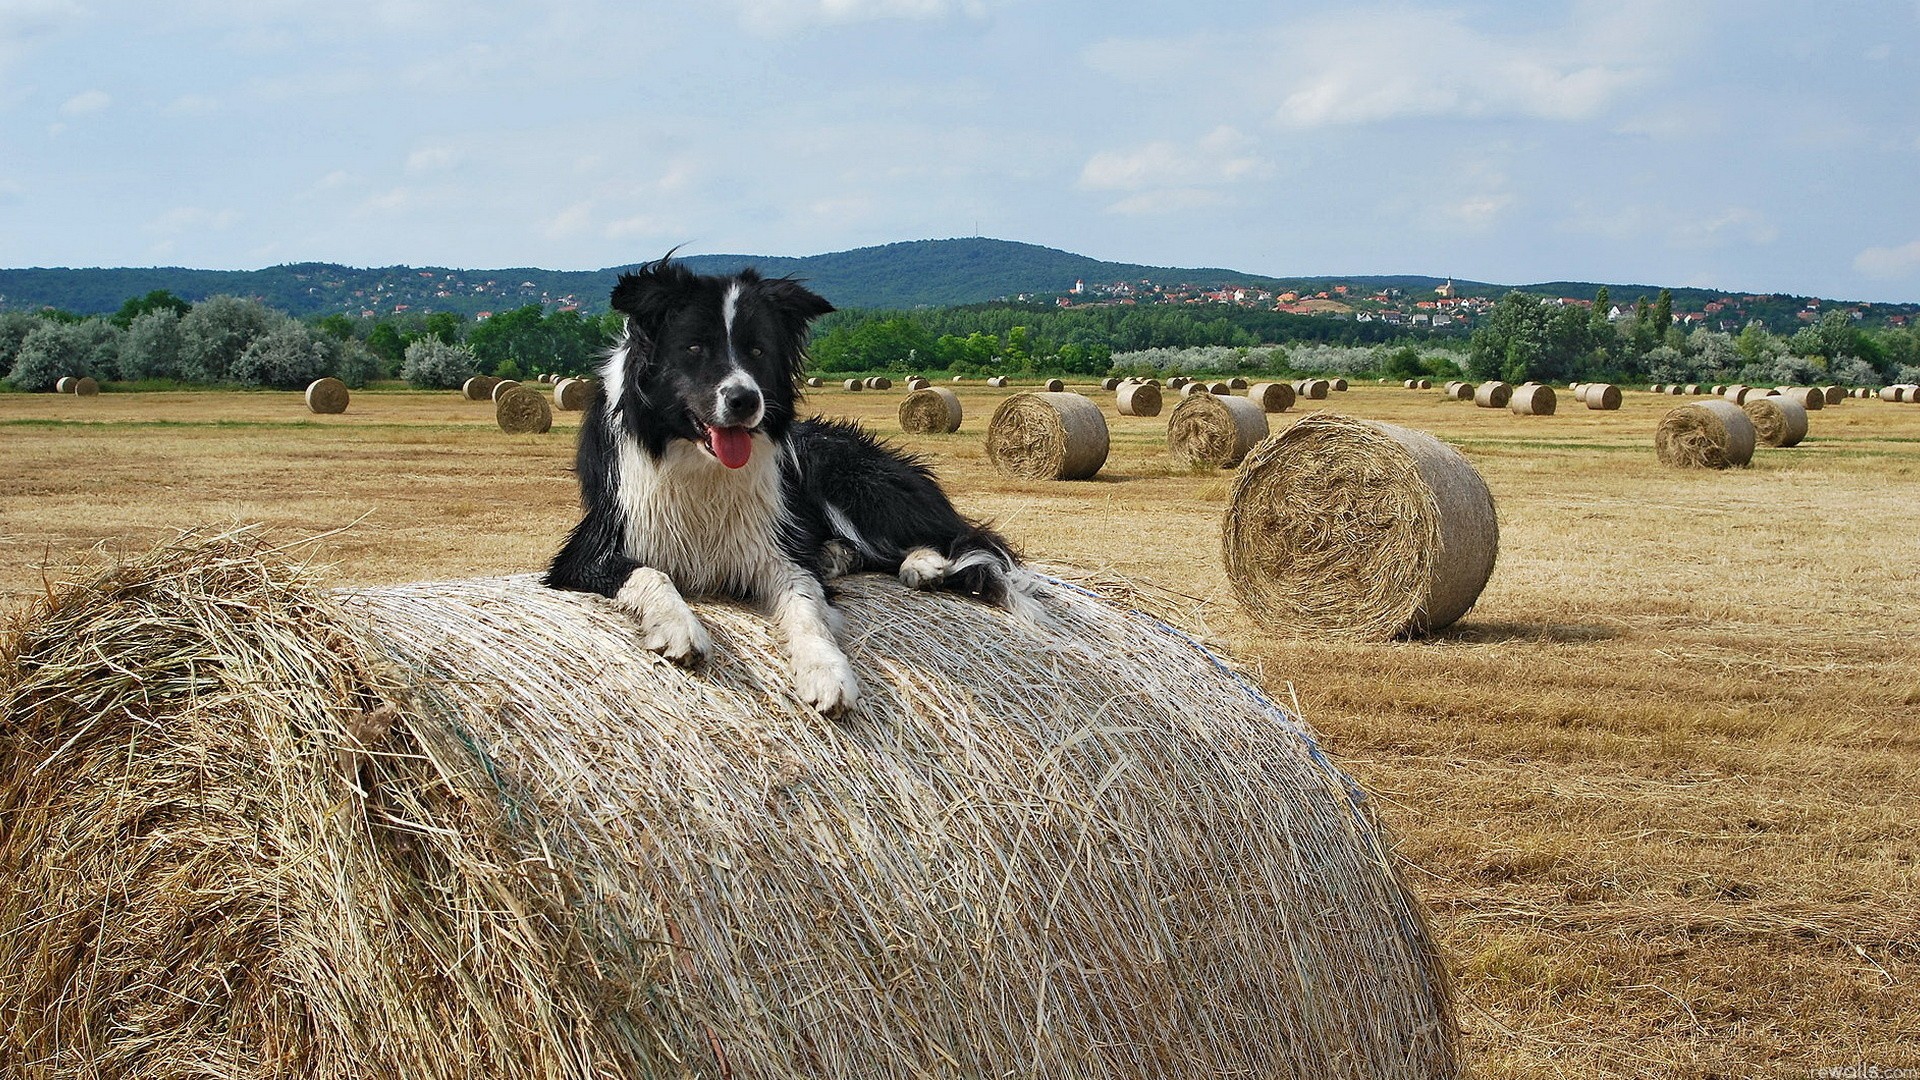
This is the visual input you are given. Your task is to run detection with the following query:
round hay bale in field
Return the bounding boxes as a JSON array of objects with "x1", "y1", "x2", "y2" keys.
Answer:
[
  {"x1": 1583, "y1": 383, "x2": 1621, "y2": 410},
  {"x1": 1332, "y1": 378, "x2": 1349, "y2": 392},
  {"x1": 898, "y1": 387, "x2": 963, "y2": 434},
  {"x1": 1228, "y1": 377, "x2": 1249, "y2": 390},
  {"x1": 1473, "y1": 381, "x2": 1511, "y2": 409},
  {"x1": 304, "y1": 377, "x2": 349, "y2": 414},
  {"x1": 906, "y1": 377, "x2": 930, "y2": 391},
  {"x1": 1206, "y1": 381, "x2": 1230, "y2": 394},
  {"x1": 1299, "y1": 379, "x2": 1331, "y2": 400},
  {"x1": 1879, "y1": 386, "x2": 1901, "y2": 402},
  {"x1": 1743, "y1": 394, "x2": 1809, "y2": 448},
  {"x1": 494, "y1": 385, "x2": 553, "y2": 434},
  {"x1": 1650, "y1": 384, "x2": 1664, "y2": 394},
  {"x1": 1402, "y1": 379, "x2": 1417, "y2": 389},
  {"x1": 1167, "y1": 392, "x2": 1270, "y2": 469},
  {"x1": 0, "y1": 532, "x2": 1458, "y2": 1080},
  {"x1": 952, "y1": 375, "x2": 966, "y2": 382},
  {"x1": 1224, "y1": 414, "x2": 1497, "y2": 640},
  {"x1": 1723, "y1": 384, "x2": 1759, "y2": 404},
  {"x1": 1509, "y1": 383, "x2": 1556, "y2": 416},
  {"x1": 1442, "y1": 381, "x2": 1471, "y2": 401},
  {"x1": 1656, "y1": 399, "x2": 1756, "y2": 469},
  {"x1": 987, "y1": 376, "x2": 1009, "y2": 388},
  {"x1": 1416, "y1": 379, "x2": 1432, "y2": 390},
  {"x1": 73, "y1": 377, "x2": 100, "y2": 396},
  {"x1": 843, "y1": 379, "x2": 864, "y2": 391},
  {"x1": 554, "y1": 378, "x2": 593, "y2": 411},
  {"x1": 867, "y1": 376, "x2": 893, "y2": 390},
  {"x1": 1820, "y1": 385, "x2": 1844, "y2": 404},
  {"x1": 1247, "y1": 381, "x2": 1296, "y2": 413},
  {"x1": 462, "y1": 375, "x2": 499, "y2": 401},
  {"x1": 1168, "y1": 376, "x2": 1190, "y2": 388},
  {"x1": 490, "y1": 379, "x2": 522, "y2": 402},
  {"x1": 1781, "y1": 386, "x2": 1824, "y2": 411},
  {"x1": 1045, "y1": 378, "x2": 1066, "y2": 392},
  {"x1": 1667, "y1": 385, "x2": 1685, "y2": 395},
  {"x1": 1685, "y1": 383, "x2": 1702, "y2": 394},
  {"x1": 1101, "y1": 377, "x2": 1122, "y2": 391},
  {"x1": 1116, "y1": 381, "x2": 1163, "y2": 417},
  {"x1": 986, "y1": 392, "x2": 1109, "y2": 480},
  {"x1": 1710, "y1": 384, "x2": 1727, "y2": 396},
  {"x1": 54, "y1": 376, "x2": 75, "y2": 394},
  {"x1": 805, "y1": 376, "x2": 824, "y2": 388},
  {"x1": 1181, "y1": 382, "x2": 1213, "y2": 397}
]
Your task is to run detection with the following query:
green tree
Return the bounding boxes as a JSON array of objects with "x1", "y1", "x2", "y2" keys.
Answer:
[{"x1": 111, "y1": 289, "x2": 192, "y2": 328}]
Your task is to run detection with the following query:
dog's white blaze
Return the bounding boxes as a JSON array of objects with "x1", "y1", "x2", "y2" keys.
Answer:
[
  {"x1": 721, "y1": 281, "x2": 742, "y2": 345},
  {"x1": 823, "y1": 501, "x2": 882, "y2": 561},
  {"x1": 612, "y1": 436, "x2": 794, "y2": 602},
  {"x1": 600, "y1": 342, "x2": 629, "y2": 421}
]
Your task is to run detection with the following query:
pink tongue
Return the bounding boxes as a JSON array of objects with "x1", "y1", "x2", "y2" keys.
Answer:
[{"x1": 708, "y1": 425, "x2": 753, "y2": 469}]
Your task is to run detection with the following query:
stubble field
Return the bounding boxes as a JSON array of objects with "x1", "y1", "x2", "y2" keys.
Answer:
[{"x1": 2, "y1": 380, "x2": 1916, "y2": 1077}]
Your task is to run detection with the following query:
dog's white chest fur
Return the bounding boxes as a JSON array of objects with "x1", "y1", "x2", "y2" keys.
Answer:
[{"x1": 612, "y1": 437, "x2": 789, "y2": 602}]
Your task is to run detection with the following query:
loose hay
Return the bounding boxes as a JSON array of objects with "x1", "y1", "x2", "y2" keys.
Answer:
[
  {"x1": 1509, "y1": 383, "x2": 1557, "y2": 415},
  {"x1": 1743, "y1": 394, "x2": 1810, "y2": 448},
  {"x1": 1167, "y1": 393, "x2": 1270, "y2": 469},
  {"x1": 897, "y1": 387, "x2": 963, "y2": 434},
  {"x1": 1656, "y1": 399, "x2": 1756, "y2": 469},
  {"x1": 304, "y1": 377, "x2": 349, "y2": 414},
  {"x1": 494, "y1": 385, "x2": 554, "y2": 435},
  {"x1": 0, "y1": 532, "x2": 1458, "y2": 1079},
  {"x1": 985, "y1": 391, "x2": 1109, "y2": 480},
  {"x1": 1223, "y1": 414, "x2": 1498, "y2": 640},
  {"x1": 553, "y1": 378, "x2": 593, "y2": 411},
  {"x1": 1473, "y1": 381, "x2": 1511, "y2": 409},
  {"x1": 1116, "y1": 381, "x2": 1163, "y2": 417},
  {"x1": 1247, "y1": 381, "x2": 1296, "y2": 413}
]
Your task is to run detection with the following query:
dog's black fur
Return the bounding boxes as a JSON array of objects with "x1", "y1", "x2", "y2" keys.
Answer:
[{"x1": 543, "y1": 256, "x2": 1036, "y2": 714}]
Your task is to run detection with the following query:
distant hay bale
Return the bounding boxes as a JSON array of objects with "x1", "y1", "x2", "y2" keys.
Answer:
[
  {"x1": 1045, "y1": 378, "x2": 1066, "y2": 392},
  {"x1": 1685, "y1": 383, "x2": 1702, "y2": 394},
  {"x1": 1332, "y1": 378, "x2": 1349, "y2": 391},
  {"x1": 1583, "y1": 383, "x2": 1621, "y2": 410},
  {"x1": 554, "y1": 378, "x2": 593, "y2": 411},
  {"x1": 1781, "y1": 386, "x2": 1824, "y2": 411},
  {"x1": 986, "y1": 392, "x2": 1109, "y2": 480},
  {"x1": 1247, "y1": 381, "x2": 1296, "y2": 413},
  {"x1": 1224, "y1": 414, "x2": 1498, "y2": 640},
  {"x1": 1442, "y1": 381, "x2": 1472, "y2": 401},
  {"x1": 1710, "y1": 384, "x2": 1727, "y2": 395},
  {"x1": 1168, "y1": 376, "x2": 1190, "y2": 388},
  {"x1": 1116, "y1": 381, "x2": 1163, "y2": 417},
  {"x1": 1509, "y1": 384, "x2": 1556, "y2": 416},
  {"x1": 1473, "y1": 381, "x2": 1511, "y2": 408},
  {"x1": 0, "y1": 532, "x2": 1458, "y2": 1080},
  {"x1": 1743, "y1": 394, "x2": 1809, "y2": 448},
  {"x1": 1821, "y1": 385, "x2": 1844, "y2": 404},
  {"x1": 1228, "y1": 377, "x2": 1249, "y2": 390},
  {"x1": 1723, "y1": 384, "x2": 1756, "y2": 404},
  {"x1": 1667, "y1": 385, "x2": 1685, "y2": 395},
  {"x1": 304, "y1": 377, "x2": 349, "y2": 414},
  {"x1": 906, "y1": 377, "x2": 930, "y2": 391},
  {"x1": 55, "y1": 377, "x2": 75, "y2": 394},
  {"x1": 952, "y1": 375, "x2": 965, "y2": 382},
  {"x1": 1416, "y1": 379, "x2": 1432, "y2": 390},
  {"x1": 864, "y1": 376, "x2": 893, "y2": 390},
  {"x1": 842, "y1": 379, "x2": 864, "y2": 391},
  {"x1": 74, "y1": 377, "x2": 100, "y2": 397},
  {"x1": 1650, "y1": 384, "x2": 1664, "y2": 393},
  {"x1": 494, "y1": 385, "x2": 553, "y2": 434},
  {"x1": 1181, "y1": 382, "x2": 1213, "y2": 397},
  {"x1": 1207, "y1": 381, "x2": 1231, "y2": 394},
  {"x1": 1402, "y1": 379, "x2": 1417, "y2": 389},
  {"x1": 1167, "y1": 392, "x2": 1270, "y2": 469},
  {"x1": 462, "y1": 376, "x2": 499, "y2": 401},
  {"x1": 1296, "y1": 379, "x2": 1331, "y2": 400},
  {"x1": 1656, "y1": 399, "x2": 1756, "y2": 469},
  {"x1": 898, "y1": 387, "x2": 963, "y2": 434},
  {"x1": 1879, "y1": 386, "x2": 1900, "y2": 402},
  {"x1": 490, "y1": 379, "x2": 522, "y2": 402},
  {"x1": 806, "y1": 376, "x2": 824, "y2": 388},
  {"x1": 1101, "y1": 377, "x2": 1122, "y2": 391},
  {"x1": 987, "y1": 376, "x2": 1009, "y2": 388}
]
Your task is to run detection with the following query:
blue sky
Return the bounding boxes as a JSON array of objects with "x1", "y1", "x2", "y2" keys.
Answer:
[{"x1": 4, "y1": 1, "x2": 1919, "y2": 302}]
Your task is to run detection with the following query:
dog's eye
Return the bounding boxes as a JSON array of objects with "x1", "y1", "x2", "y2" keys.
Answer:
[
  {"x1": 749, "y1": 347, "x2": 763, "y2": 358},
  {"x1": 686, "y1": 344, "x2": 703, "y2": 355}
]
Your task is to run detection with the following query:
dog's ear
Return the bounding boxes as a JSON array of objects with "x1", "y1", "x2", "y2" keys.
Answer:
[
  {"x1": 609, "y1": 254, "x2": 699, "y2": 343},
  {"x1": 762, "y1": 277, "x2": 836, "y2": 323}
]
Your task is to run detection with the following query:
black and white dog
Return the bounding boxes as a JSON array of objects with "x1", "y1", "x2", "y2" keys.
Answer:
[{"x1": 544, "y1": 257, "x2": 1040, "y2": 716}]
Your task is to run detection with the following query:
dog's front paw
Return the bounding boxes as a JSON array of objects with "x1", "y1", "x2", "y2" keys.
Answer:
[
  {"x1": 641, "y1": 607, "x2": 712, "y2": 665},
  {"x1": 896, "y1": 547, "x2": 949, "y2": 590},
  {"x1": 792, "y1": 653, "x2": 861, "y2": 717}
]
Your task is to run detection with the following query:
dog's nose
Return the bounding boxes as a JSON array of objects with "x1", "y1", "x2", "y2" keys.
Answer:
[{"x1": 720, "y1": 383, "x2": 762, "y2": 424}]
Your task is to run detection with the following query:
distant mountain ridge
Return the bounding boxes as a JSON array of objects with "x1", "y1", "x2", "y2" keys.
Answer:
[{"x1": 0, "y1": 238, "x2": 1908, "y2": 319}]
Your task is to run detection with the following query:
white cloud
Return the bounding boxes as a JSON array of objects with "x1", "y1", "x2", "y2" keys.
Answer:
[
  {"x1": 404, "y1": 145, "x2": 460, "y2": 174},
  {"x1": 1101, "y1": 188, "x2": 1230, "y2": 217},
  {"x1": 729, "y1": 0, "x2": 987, "y2": 33},
  {"x1": 58, "y1": 88, "x2": 109, "y2": 115},
  {"x1": 1854, "y1": 238, "x2": 1920, "y2": 279},
  {"x1": 163, "y1": 93, "x2": 221, "y2": 115},
  {"x1": 1672, "y1": 207, "x2": 1778, "y2": 249},
  {"x1": 144, "y1": 206, "x2": 241, "y2": 235},
  {"x1": 1080, "y1": 126, "x2": 1268, "y2": 191}
]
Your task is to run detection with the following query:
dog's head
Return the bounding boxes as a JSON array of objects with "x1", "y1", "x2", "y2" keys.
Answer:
[{"x1": 606, "y1": 256, "x2": 834, "y2": 468}]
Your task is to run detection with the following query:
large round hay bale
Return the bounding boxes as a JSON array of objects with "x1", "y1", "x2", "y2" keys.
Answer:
[
  {"x1": 986, "y1": 392, "x2": 1109, "y2": 480},
  {"x1": 1045, "y1": 378, "x2": 1065, "y2": 392},
  {"x1": 842, "y1": 379, "x2": 864, "y2": 391},
  {"x1": 490, "y1": 379, "x2": 522, "y2": 402},
  {"x1": 1116, "y1": 381, "x2": 1163, "y2": 417},
  {"x1": 1224, "y1": 414, "x2": 1497, "y2": 640},
  {"x1": 1167, "y1": 392, "x2": 1270, "y2": 469},
  {"x1": 1820, "y1": 385, "x2": 1844, "y2": 404},
  {"x1": 987, "y1": 376, "x2": 1009, "y2": 388},
  {"x1": 73, "y1": 377, "x2": 100, "y2": 397},
  {"x1": 554, "y1": 378, "x2": 593, "y2": 411},
  {"x1": 0, "y1": 533, "x2": 1458, "y2": 1080},
  {"x1": 1331, "y1": 378, "x2": 1349, "y2": 392},
  {"x1": 1781, "y1": 386, "x2": 1823, "y2": 411},
  {"x1": 1509, "y1": 383, "x2": 1556, "y2": 415},
  {"x1": 1442, "y1": 381, "x2": 1472, "y2": 401},
  {"x1": 1656, "y1": 399, "x2": 1756, "y2": 469},
  {"x1": 897, "y1": 387, "x2": 963, "y2": 434},
  {"x1": 1743, "y1": 394, "x2": 1809, "y2": 448},
  {"x1": 54, "y1": 376, "x2": 75, "y2": 394},
  {"x1": 1879, "y1": 386, "x2": 1901, "y2": 402},
  {"x1": 1247, "y1": 381, "x2": 1296, "y2": 413},
  {"x1": 1473, "y1": 381, "x2": 1511, "y2": 408},
  {"x1": 494, "y1": 385, "x2": 553, "y2": 434},
  {"x1": 304, "y1": 377, "x2": 349, "y2": 414},
  {"x1": 1583, "y1": 383, "x2": 1621, "y2": 410},
  {"x1": 462, "y1": 375, "x2": 499, "y2": 401}
]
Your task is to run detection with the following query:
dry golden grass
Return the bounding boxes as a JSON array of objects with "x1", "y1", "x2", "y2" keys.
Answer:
[{"x1": 4, "y1": 378, "x2": 1919, "y2": 1076}]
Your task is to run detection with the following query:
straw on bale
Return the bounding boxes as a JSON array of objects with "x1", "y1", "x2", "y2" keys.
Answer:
[
  {"x1": 1443, "y1": 381, "x2": 1472, "y2": 401},
  {"x1": 1045, "y1": 378, "x2": 1066, "y2": 392},
  {"x1": 1223, "y1": 414, "x2": 1498, "y2": 641},
  {"x1": 1781, "y1": 386, "x2": 1824, "y2": 411},
  {"x1": 1473, "y1": 381, "x2": 1511, "y2": 408},
  {"x1": 553, "y1": 378, "x2": 593, "y2": 411},
  {"x1": 1743, "y1": 394, "x2": 1809, "y2": 448},
  {"x1": 0, "y1": 530, "x2": 1458, "y2": 1080},
  {"x1": 1583, "y1": 383, "x2": 1622, "y2": 411},
  {"x1": 1167, "y1": 392, "x2": 1270, "y2": 469},
  {"x1": 1656, "y1": 399, "x2": 1756, "y2": 469},
  {"x1": 1116, "y1": 381, "x2": 1163, "y2": 417},
  {"x1": 54, "y1": 376, "x2": 75, "y2": 393},
  {"x1": 985, "y1": 391, "x2": 1109, "y2": 480},
  {"x1": 490, "y1": 379, "x2": 522, "y2": 402},
  {"x1": 897, "y1": 386, "x2": 963, "y2": 434},
  {"x1": 304, "y1": 377, "x2": 349, "y2": 414},
  {"x1": 986, "y1": 375, "x2": 1009, "y2": 388},
  {"x1": 1247, "y1": 381, "x2": 1296, "y2": 413},
  {"x1": 1509, "y1": 383, "x2": 1556, "y2": 416},
  {"x1": 494, "y1": 385, "x2": 553, "y2": 434},
  {"x1": 1181, "y1": 382, "x2": 1214, "y2": 397},
  {"x1": 842, "y1": 378, "x2": 864, "y2": 391},
  {"x1": 462, "y1": 375, "x2": 500, "y2": 401}
]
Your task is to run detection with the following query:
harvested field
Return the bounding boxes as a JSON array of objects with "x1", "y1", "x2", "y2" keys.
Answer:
[{"x1": 2, "y1": 383, "x2": 1918, "y2": 1078}]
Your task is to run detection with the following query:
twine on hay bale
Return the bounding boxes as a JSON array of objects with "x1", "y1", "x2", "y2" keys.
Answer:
[
  {"x1": 1167, "y1": 392, "x2": 1270, "y2": 469},
  {"x1": 1743, "y1": 394, "x2": 1810, "y2": 448},
  {"x1": 0, "y1": 531, "x2": 1458, "y2": 1079},
  {"x1": 462, "y1": 375, "x2": 499, "y2": 401},
  {"x1": 1509, "y1": 383, "x2": 1556, "y2": 416},
  {"x1": 1656, "y1": 399, "x2": 1755, "y2": 469},
  {"x1": 494, "y1": 385, "x2": 553, "y2": 434},
  {"x1": 1583, "y1": 383, "x2": 1622, "y2": 411},
  {"x1": 1473, "y1": 381, "x2": 1511, "y2": 408},
  {"x1": 1224, "y1": 414, "x2": 1498, "y2": 640},
  {"x1": 554, "y1": 378, "x2": 593, "y2": 411},
  {"x1": 897, "y1": 387, "x2": 963, "y2": 434},
  {"x1": 986, "y1": 391, "x2": 1109, "y2": 480},
  {"x1": 304, "y1": 377, "x2": 349, "y2": 414},
  {"x1": 1247, "y1": 381, "x2": 1296, "y2": 413},
  {"x1": 1116, "y1": 381, "x2": 1163, "y2": 417}
]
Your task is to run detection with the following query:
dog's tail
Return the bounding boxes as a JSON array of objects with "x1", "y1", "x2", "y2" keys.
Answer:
[{"x1": 946, "y1": 531, "x2": 1048, "y2": 626}]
